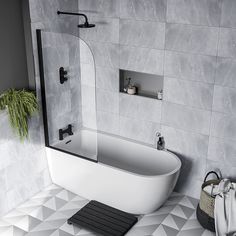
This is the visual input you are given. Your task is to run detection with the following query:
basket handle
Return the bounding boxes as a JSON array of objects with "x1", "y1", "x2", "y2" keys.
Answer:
[{"x1": 204, "y1": 171, "x2": 220, "y2": 183}]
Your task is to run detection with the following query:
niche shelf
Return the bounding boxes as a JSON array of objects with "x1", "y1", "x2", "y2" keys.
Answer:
[{"x1": 119, "y1": 69, "x2": 164, "y2": 100}]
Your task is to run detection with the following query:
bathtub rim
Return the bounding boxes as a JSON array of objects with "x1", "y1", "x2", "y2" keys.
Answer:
[{"x1": 47, "y1": 146, "x2": 181, "y2": 179}]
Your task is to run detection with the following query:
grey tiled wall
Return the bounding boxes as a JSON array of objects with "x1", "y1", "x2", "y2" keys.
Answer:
[
  {"x1": 0, "y1": 111, "x2": 51, "y2": 217},
  {"x1": 78, "y1": 0, "x2": 236, "y2": 198}
]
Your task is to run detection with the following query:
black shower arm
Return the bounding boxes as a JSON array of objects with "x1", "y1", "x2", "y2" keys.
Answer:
[{"x1": 57, "y1": 11, "x2": 89, "y2": 23}]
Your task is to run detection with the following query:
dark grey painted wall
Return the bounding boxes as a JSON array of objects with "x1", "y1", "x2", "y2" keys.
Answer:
[{"x1": 0, "y1": 0, "x2": 29, "y2": 93}]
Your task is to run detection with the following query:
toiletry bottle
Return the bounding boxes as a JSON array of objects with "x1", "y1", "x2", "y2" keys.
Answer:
[
  {"x1": 157, "y1": 90, "x2": 163, "y2": 100},
  {"x1": 124, "y1": 78, "x2": 131, "y2": 93}
]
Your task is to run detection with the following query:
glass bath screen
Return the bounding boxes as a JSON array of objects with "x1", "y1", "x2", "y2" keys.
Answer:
[{"x1": 39, "y1": 30, "x2": 98, "y2": 162}]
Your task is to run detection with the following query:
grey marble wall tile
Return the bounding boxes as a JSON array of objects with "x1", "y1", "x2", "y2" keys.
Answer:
[
  {"x1": 29, "y1": 0, "x2": 78, "y2": 23},
  {"x1": 208, "y1": 136, "x2": 236, "y2": 166},
  {"x1": 97, "y1": 111, "x2": 119, "y2": 135},
  {"x1": 161, "y1": 102, "x2": 211, "y2": 135},
  {"x1": 175, "y1": 158, "x2": 206, "y2": 197},
  {"x1": 161, "y1": 125, "x2": 209, "y2": 158},
  {"x1": 120, "y1": 0, "x2": 167, "y2": 22},
  {"x1": 87, "y1": 42, "x2": 119, "y2": 68},
  {"x1": 206, "y1": 160, "x2": 236, "y2": 180},
  {"x1": 80, "y1": 63, "x2": 95, "y2": 87},
  {"x1": 120, "y1": 46, "x2": 164, "y2": 75},
  {"x1": 164, "y1": 77, "x2": 214, "y2": 110},
  {"x1": 78, "y1": 0, "x2": 119, "y2": 18},
  {"x1": 211, "y1": 111, "x2": 236, "y2": 140},
  {"x1": 47, "y1": 91, "x2": 72, "y2": 117},
  {"x1": 213, "y1": 85, "x2": 236, "y2": 114},
  {"x1": 82, "y1": 106, "x2": 97, "y2": 130},
  {"x1": 221, "y1": 0, "x2": 236, "y2": 28},
  {"x1": 79, "y1": 40, "x2": 95, "y2": 65},
  {"x1": 119, "y1": 94, "x2": 162, "y2": 123},
  {"x1": 167, "y1": 0, "x2": 221, "y2": 26},
  {"x1": 215, "y1": 57, "x2": 236, "y2": 88},
  {"x1": 120, "y1": 19, "x2": 165, "y2": 49},
  {"x1": 79, "y1": 17, "x2": 119, "y2": 44},
  {"x1": 96, "y1": 66, "x2": 119, "y2": 92},
  {"x1": 42, "y1": 46, "x2": 69, "y2": 74},
  {"x1": 119, "y1": 116, "x2": 160, "y2": 144},
  {"x1": 96, "y1": 89, "x2": 119, "y2": 114},
  {"x1": 81, "y1": 85, "x2": 96, "y2": 108},
  {"x1": 218, "y1": 28, "x2": 236, "y2": 58},
  {"x1": 164, "y1": 51, "x2": 217, "y2": 84},
  {"x1": 165, "y1": 24, "x2": 219, "y2": 56}
]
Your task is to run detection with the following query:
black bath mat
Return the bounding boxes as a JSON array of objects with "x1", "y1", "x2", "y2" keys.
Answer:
[{"x1": 67, "y1": 200, "x2": 138, "y2": 236}]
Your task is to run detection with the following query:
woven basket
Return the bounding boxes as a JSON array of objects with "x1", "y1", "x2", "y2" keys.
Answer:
[{"x1": 197, "y1": 171, "x2": 221, "y2": 232}]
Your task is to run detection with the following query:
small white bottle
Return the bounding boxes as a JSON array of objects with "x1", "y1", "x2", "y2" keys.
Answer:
[{"x1": 157, "y1": 90, "x2": 163, "y2": 100}]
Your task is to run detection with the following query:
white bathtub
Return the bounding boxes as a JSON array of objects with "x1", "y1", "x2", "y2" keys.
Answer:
[{"x1": 47, "y1": 129, "x2": 181, "y2": 214}]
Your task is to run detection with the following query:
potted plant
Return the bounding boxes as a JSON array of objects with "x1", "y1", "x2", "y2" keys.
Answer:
[{"x1": 0, "y1": 89, "x2": 38, "y2": 140}]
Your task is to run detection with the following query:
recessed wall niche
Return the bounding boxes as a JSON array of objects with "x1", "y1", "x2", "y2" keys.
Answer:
[{"x1": 119, "y1": 69, "x2": 164, "y2": 100}]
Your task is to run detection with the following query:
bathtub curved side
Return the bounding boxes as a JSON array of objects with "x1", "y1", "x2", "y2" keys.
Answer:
[{"x1": 46, "y1": 148, "x2": 180, "y2": 214}]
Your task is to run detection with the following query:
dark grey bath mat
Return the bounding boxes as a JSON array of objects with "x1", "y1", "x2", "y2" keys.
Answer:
[{"x1": 67, "y1": 200, "x2": 138, "y2": 236}]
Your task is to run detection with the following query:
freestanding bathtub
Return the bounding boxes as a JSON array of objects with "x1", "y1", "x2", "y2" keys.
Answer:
[{"x1": 46, "y1": 129, "x2": 181, "y2": 214}]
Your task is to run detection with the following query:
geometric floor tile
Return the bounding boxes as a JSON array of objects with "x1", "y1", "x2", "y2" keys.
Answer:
[{"x1": 0, "y1": 184, "x2": 215, "y2": 236}]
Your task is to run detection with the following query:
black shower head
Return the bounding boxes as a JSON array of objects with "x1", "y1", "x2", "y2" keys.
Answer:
[
  {"x1": 57, "y1": 11, "x2": 96, "y2": 29},
  {"x1": 78, "y1": 22, "x2": 96, "y2": 28}
]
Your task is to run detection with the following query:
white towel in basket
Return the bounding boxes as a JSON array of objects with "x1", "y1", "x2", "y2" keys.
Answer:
[{"x1": 214, "y1": 179, "x2": 236, "y2": 236}]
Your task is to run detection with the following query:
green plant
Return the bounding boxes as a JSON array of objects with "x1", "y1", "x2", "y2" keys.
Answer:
[{"x1": 0, "y1": 89, "x2": 38, "y2": 140}]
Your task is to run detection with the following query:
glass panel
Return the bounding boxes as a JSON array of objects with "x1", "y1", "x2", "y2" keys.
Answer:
[{"x1": 39, "y1": 30, "x2": 97, "y2": 162}]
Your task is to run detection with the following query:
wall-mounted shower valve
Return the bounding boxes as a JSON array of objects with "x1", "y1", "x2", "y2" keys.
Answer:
[{"x1": 59, "y1": 67, "x2": 68, "y2": 84}]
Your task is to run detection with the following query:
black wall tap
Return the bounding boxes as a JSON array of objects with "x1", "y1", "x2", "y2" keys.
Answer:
[
  {"x1": 59, "y1": 124, "x2": 73, "y2": 140},
  {"x1": 59, "y1": 67, "x2": 68, "y2": 84}
]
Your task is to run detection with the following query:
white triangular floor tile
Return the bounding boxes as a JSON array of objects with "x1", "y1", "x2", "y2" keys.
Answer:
[
  {"x1": 171, "y1": 205, "x2": 188, "y2": 219},
  {"x1": 50, "y1": 229, "x2": 73, "y2": 236},
  {"x1": 135, "y1": 214, "x2": 168, "y2": 226},
  {"x1": 181, "y1": 219, "x2": 203, "y2": 231},
  {"x1": 31, "y1": 206, "x2": 55, "y2": 221},
  {"x1": 152, "y1": 225, "x2": 168, "y2": 236},
  {"x1": 56, "y1": 190, "x2": 76, "y2": 202},
  {"x1": 14, "y1": 215, "x2": 41, "y2": 232},
  {"x1": 162, "y1": 215, "x2": 179, "y2": 230},
  {"x1": 0, "y1": 184, "x2": 206, "y2": 236},
  {"x1": 59, "y1": 222, "x2": 81, "y2": 235},
  {"x1": 2, "y1": 225, "x2": 27, "y2": 236},
  {"x1": 178, "y1": 196, "x2": 196, "y2": 209}
]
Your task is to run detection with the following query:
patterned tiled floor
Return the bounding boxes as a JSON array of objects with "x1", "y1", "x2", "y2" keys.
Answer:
[{"x1": 0, "y1": 184, "x2": 215, "y2": 236}]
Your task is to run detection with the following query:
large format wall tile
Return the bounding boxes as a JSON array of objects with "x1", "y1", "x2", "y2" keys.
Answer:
[
  {"x1": 208, "y1": 136, "x2": 236, "y2": 166},
  {"x1": 161, "y1": 125, "x2": 209, "y2": 158},
  {"x1": 221, "y1": 0, "x2": 236, "y2": 28},
  {"x1": 79, "y1": 17, "x2": 119, "y2": 44},
  {"x1": 165, "y1": 24, "x2": 219, "y2": 56},
  {"x1": 206, "y1": 160, "x2": 236, "y2": 179},
  {"x1": 164, "y1": 77, "x2": 214, "y2": 110},
  {"x1": 96, "y1": 89, "x2": 119, "y2": 114},
  {"x1": 162, "y1": 102, "x2": 211, "y2": 135},
  {"x1": 120, "y1": 19, "x2": 165, "y2": 49},
  {"x1": 88, "y1": 42, "x2": 119, "y2": 68},
  {"x1": 211, "y1": 112, "x2": 236, "y2": 140},
  {"x1": 119, "y1": 116, "x2": 160, "y2": 144},
  {"x1": 78, "y1": 0, "x2": 119, "y2": 18},
  {"x1": 97, "y1": 111, "x2": 119, "y2": 135},
  {"x1": 96, "y1": 66, "x2": 119, "y2": 92},
  {"x1": 215, "y1": 58, "x2": 236, "y2": 88},
  {"x1": 213, "y1": 85, "x2": 236, "y2": 114},
  {"x1": 119, "y1": 94, "x2": 162, "y2": 123},
  {"x1": 29, "y1": 0, "x2": 78, "y2": 23},
  {"x1": 120, "y1": 46, "x2": 164, "y2": 75},
  {"x1": 218, "y1": 28, "x2": 236, "y2": 58},
  {"x1": 120, "y1": 0, "x2": 166, "y2": 21},
  {"x1": 80, "y1": 63, "x2": 95, "y2": 87},
  {"x1": 167, "y1": 0, "x2": 221, "y2": 26},
  {"x1": 164, "y1": 51, "x2": 217, "y2": 84}
]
